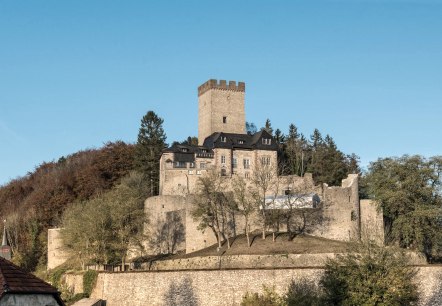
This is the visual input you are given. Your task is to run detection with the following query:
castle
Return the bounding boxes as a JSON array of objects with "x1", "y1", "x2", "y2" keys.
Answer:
[
  {"x1": 47, "y1": 79, "x2": 384, "y2": 269},
  {"x1": 146, "y1": 79, "x2": 384, "y2": 255}
]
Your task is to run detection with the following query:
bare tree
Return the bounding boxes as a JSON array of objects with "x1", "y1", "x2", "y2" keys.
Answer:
[
  {"x1": 191, "y1": 170, "x2": 236, "y2": 250},
  {"x1": 232, "y1": 176, "x2": 255, "y2": 247},
  {"x1": 251, "y1": 162, "x2": 278, "y2": 240}
]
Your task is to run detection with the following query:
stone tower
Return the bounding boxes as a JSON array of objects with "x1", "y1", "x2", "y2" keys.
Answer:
[{"x1": 198, "y1": 79, "x2": 246, "y2": 145}]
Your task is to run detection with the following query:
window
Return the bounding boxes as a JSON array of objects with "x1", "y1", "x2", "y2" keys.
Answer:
[
  {"x1": 223, "y1": 116, "x2": 227, "y2": 123},
  {"x1": 196, "y1": 170, "x2": 202, "y2": 175},
  {"x1": 181, "y1": 148, "x2": 189, "y2": 152},
  {"x1": 189, "y1": 162, "x2": 195, "y2": 168},
  {"x1": 243, "y1": 159, "x2": 250, "y2": 169},
  {"x1": 245, "y1": 172, "x2": 250, "y2": 179},
  {"x1": 175, "y1": 161, "x2": 186, "y2": 168},
  {"x1": 221, "y1": 136, "x2": 227, "y2": 142},
  {"x1": 261, "y1": 156, "x2": 271, "y2": 165},
  {"x1": 221, "y1": 168, "x2": 227, "y2": 176},
  {"x1": 262, "y1": 138, "x2": 272, "y2": 145},
  {"x1": 238, "y1": 140, "x2": 245, "y2": 144},
  {"x1": 188, "y1": 170, "x2": 193, "y2": 175},
  {"x1": 233, "y1": 158, "x2": 237, "y2": 168},
  {"x1": 221, "y1": 155, "x2": 226, "y2": 164},
  {"x1": 202, "y1": 149, "x2": 207, "y2": 153},
  {"x1": 200, "y1": 162, "x2": 206, "y2": 169}
]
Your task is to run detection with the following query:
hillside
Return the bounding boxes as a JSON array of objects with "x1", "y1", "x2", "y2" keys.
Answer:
[{"x1": 0, "y1": 141, "x2": 136, "y2": 271}]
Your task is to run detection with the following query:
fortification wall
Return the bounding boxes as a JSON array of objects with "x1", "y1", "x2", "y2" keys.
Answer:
[
  {"x1": 47, "y1": 228, "x2": 69, "y2": 270},
  {"x1": 145, "y1": 174, "x2": 366, "y2": 254},
  {"x1": 360, "y1": 199, "x2": 384, "y2": 245},
  {"x1": 313, "y1": 174, "x2": 359, "y2": 241},
  {"x1": 89, "y1": 266, "x2": 442, "y2": 306}
]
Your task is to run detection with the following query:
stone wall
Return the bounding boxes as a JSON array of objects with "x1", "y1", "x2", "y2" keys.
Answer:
[
  {"x1": 88, "y1": 266, "x2": 442, "y2": 306},
  {"x1": 198, "y1": 80, "x2": 245, "y2": 145},
  {"x1": 146, "y1": 174, "x2": 364, "y2": 254},
  {"x1": 360, "y1": 199, "x2": 384, "y2": 245},
  {"x1": 314, "y1": 174, "x2": 359, "y2": 241},
  {"x1": 47, "y1": 228, "x2": 69, "y2": 270}
]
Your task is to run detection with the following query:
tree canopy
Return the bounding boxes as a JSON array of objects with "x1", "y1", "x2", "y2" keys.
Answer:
[
  {"x1": 364, "y1": 155, "x2": 442, "y2": 261},
  {"x1": 134, "y1": 111, "x2": 167, "y2": 196}
]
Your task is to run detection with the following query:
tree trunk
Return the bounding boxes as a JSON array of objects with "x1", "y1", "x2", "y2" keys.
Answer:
[
  {"x1": 121, "y1": 254, "x2": 126, "y2": 272},
  {"x1": 262, "y1": 208, "x2": 266, "y2": 239},
  {"x1": 217, "y1": 230, "x2": 222, "y2": 250},
  {"x1": 245, "y1": 220, "x2": 251, "y2": 247}
]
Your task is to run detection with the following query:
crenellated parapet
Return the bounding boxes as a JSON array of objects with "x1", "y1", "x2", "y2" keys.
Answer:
[{"x1": 198, "y1": 79, "x2": 245, "y2": 96}]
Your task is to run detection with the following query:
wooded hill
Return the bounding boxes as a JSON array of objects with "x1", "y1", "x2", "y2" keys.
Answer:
[{"x1": 0, "y1": 141, "x2": 136, "y2": 271}]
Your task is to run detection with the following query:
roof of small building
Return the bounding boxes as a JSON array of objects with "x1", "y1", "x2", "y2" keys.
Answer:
[{"x1": 0, "y1": 257, "x2": 64, "y2": 305}]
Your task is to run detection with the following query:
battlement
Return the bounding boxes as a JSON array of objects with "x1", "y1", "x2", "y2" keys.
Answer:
[{"x1": 198, "y1": 79, "x2": 245, "y2": 96}]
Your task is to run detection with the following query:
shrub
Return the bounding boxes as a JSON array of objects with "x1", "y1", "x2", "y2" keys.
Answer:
[
  {"x1": 83, "y1": 270, "x2": 98, "y2": 297},
  {"x1": 285, "y1": 278, "x2": 322, "y2": 306},
  {"x1": 241, "y1": 285, "x2": 286, "y2": 306},
  {"x1": 321, "y1": 242, "x2": 419, "y2": 306}
]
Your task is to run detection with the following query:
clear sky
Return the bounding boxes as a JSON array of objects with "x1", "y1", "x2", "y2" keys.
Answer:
[{"x1": 1, "y1": 0, "x2": 441, "y2": 186}]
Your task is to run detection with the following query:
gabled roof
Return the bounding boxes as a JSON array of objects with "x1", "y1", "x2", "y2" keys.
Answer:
[
  {"x1": 163, "y1": 144, "x2": 213, "y2": 155},
  {"x1": 203, "y1": 130, "x2": 278, "y2": 151},
  {"x1": 0, "y1": 257, "x2": 64, "y2": 305}
]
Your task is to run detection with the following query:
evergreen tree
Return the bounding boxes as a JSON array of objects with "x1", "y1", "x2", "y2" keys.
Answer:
[
  {"x1": 134, "y1": 111, "x2": 167, "y2": 196},
  {"x1": 262, "y1": 118, "x2": 274, "y2": 135},
  {"x1": 246, "y1": 122, "x2": 257, "y2": 135}
]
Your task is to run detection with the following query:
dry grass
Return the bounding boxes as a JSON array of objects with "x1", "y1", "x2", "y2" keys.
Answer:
[{"x1": 171, "y1": 232, "x2": 353, "y2": 259}]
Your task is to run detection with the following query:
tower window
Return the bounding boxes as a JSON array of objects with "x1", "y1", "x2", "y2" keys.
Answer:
[
  {"x1": 233, "y1": 158, "x2": 237, "y2": 168},
  {"x1": 221, "y1": 155, "x2": 226, "y2": 164},
  {"x1": 220, "y1": 136, "x2": 227, "y2": 142},
  {"x1": 223, "y1": 116, "x2": 227, "y2": 123}
]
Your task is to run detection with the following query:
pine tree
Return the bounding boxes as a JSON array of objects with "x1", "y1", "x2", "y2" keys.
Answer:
[{"x1": 134, "y1": 111, "x2": 167, "y2": 196}]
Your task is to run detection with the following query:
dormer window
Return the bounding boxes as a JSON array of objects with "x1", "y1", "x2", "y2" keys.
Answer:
[
  {"x1": 202, "y1": 149, "x2": 207, "y2": 153},
  {"x1": 238, "y1": 140, "x2": 245, "y2": 144},
  {"x1": 221, "y1": 136, "x2": 227, "y2": 142},
  {"x1": 262, "y1": 138, "x2": 272, "y2": 145},
  {"x1": 181, "y1": 148, "x2": 189, "y2": 152}
]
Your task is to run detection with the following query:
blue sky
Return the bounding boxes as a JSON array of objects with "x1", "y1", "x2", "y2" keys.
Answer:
[{"x1": 1, "y1": 0, "x2": 441, "y2": 185}]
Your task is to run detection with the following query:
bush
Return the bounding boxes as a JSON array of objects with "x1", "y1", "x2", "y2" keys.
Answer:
[
  {"x1": 321, "y1": 242, "x2": 419, "y2": 306},
  {"x1": 241, "y1": 285, "x2": 286, "y2": 306},
  {"x1": 285, "y1": 278, "x2": 322, "y2": 306},
  {"x1": 83, "y1": 270, "x2": 98, "y2": 297}
]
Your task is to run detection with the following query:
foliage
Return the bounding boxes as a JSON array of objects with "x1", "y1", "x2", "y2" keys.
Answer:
[
  {"x1": 321, "y1": 242, "x2": 419, "y2": 306},
  {"x1": 364, "y1": 155, "x2": 442, "y2": 260},
  {"x1": 48, "y1": 266, "x2": 69, "y2": 289},
  {"x1": 285, "y1": 278, "x2": 322, "y2": 306},
  {"x1": 241, "y1": 285, "x2": 286, "y2": 306},
  {"x1": 277, "y1": 124, "x2": 359, "y2": 186},
  {"x1": 134, "y1": 110, "x2": 167, "y2": 196},
  {"x1": 83, "y1": 270, "x2": 98, "y2": 296},
  {"x1": 62, "y1": 171, "x2": 148, "y2": 269},
  {"x1": 0, "y1": 141, "x2": 135, "y2": 271}
]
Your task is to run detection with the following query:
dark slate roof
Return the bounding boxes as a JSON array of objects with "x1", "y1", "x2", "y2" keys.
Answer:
[
  {"x1": 203, "y1": 130, "x2": 278, "y2": 151},
  {"x1": 0, "y1": 257, "x2": 64, "y2": 305},
  {"x1": 163, "y1": 144, "x2": 213, "y2": 155}
]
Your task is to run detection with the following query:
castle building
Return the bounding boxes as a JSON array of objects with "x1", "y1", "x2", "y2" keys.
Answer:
[
  {"x1": 148, "y1": 79, "x2": 383, "y2": 255},
  {"x1": 159, "y1": 79, "x2": 278, "y2": 196},
  {"x1": 47, "y1": 79, "x2": 384, "y2": 269}
]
